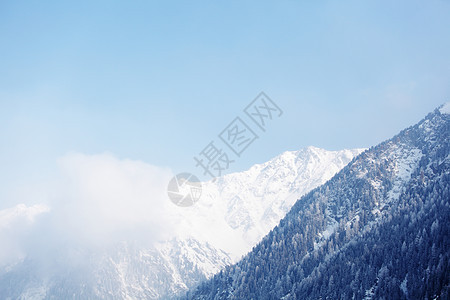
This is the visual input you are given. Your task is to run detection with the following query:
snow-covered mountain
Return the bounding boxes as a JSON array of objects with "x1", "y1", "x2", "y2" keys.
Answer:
[
  {"x1": 179, "y1": 147, "x2": 365, "y2": 260},
  {"x1": 0, "y1": 147, "x2": 363, "y2": 299},
  {"x1": 188, "y1": 104, "x2": 449, "y2": 299}
]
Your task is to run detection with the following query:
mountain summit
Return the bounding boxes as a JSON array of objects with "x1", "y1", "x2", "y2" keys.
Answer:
[{"x1": 182, "y1": 146, "x2": 365, "y2": 260}]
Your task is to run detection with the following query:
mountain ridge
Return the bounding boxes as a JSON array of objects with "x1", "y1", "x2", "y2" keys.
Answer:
[{"x1": 187, "y1": 106, "x2": 449, "y2": 299}]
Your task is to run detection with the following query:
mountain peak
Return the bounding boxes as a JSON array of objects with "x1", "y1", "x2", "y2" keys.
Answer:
[{"x1": 189, "y1": 146, "x2": 365, "y2": 259}]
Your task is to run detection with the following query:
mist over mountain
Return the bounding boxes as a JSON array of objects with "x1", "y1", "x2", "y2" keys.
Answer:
[{"x1": 187, "y1": 104, "x2": 449, "y2": 299}]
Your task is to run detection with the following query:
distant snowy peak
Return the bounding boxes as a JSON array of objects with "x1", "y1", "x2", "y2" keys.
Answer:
[
  {"x1": 225, "y1": 146, "x2": 365, "y2": 180},
  {"x1": 213, "y1": 146, "x2": 366, "y2": 192},
  {"x1": 183, "y1": 146, "x2": 366, "y2": 258}
]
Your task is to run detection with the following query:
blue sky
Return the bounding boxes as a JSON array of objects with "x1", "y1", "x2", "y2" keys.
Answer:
[{"x1": 1, "y1": 1, "x2": 449, "y2": 206}]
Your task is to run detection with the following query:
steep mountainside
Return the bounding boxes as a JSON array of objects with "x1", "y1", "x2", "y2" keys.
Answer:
[{"x1": 187, "y1": 105, "x2": 449, "y2": 299}]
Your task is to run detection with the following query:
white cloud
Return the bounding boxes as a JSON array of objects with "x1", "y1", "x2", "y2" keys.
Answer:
[
  {"x1": 439, "y1": 102, "x2": 450, "y2": 114},
  {"x1": 0, "y1": 152, "x2": 176, "y2": 266},
  {"x1": 0, "y1": 204, "x2": 50, "y2": 266}
]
